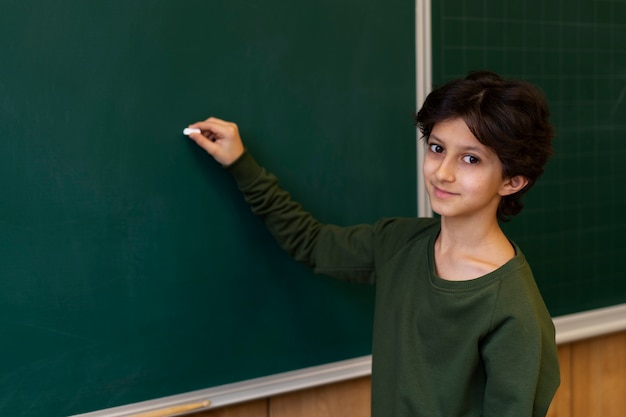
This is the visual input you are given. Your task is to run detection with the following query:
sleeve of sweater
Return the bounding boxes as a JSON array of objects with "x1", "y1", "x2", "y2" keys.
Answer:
[
  {"x1": 480, "y1": 271, "x2": 560, "y2": 417},
  {"x1": 225, "y1": 151, "x2": 384, "y2": 284}
]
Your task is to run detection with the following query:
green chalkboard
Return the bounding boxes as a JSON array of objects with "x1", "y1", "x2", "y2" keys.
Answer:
[
  {"x1": 432, "y1": 0, "x2": 626, "y2": 317},
  {"x1": 0, "y1": 1, "x2": 415, "y2": 416}
]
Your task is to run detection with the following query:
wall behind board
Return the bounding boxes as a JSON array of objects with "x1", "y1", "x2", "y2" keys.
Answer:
[
  {"x1": 432, "y1": 0, "x2": 626, "y2": 316},
  {"x1": 0, "y1": 1, "x2": 416, "y2": 416}
]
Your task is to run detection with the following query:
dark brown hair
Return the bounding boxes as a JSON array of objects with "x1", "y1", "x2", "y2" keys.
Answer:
[{"x1": 415, "y1": 71, "x2": 555, "y2": 221}]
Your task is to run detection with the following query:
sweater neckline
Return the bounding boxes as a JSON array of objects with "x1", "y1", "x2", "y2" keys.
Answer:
[{"x1": 427, "y1": 228, "x2": 526, "y2": 291}]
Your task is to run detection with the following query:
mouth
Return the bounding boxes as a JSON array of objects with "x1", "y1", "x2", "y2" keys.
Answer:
[{"x1": 431, "y1": 185, "x2": 457, "y2": 199}]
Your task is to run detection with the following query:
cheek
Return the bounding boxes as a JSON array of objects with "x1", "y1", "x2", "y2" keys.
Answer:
[
  {"x1": 467, "y1": 175, "x2": 502, "y2": 196},
  {"x1": 422, "y1": 154, "x2": 436, "y2": 176}
]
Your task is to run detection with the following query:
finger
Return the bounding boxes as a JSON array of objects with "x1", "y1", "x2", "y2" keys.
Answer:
[
  {"x1": 188, "y1": 131, "x2": 220, "y2": 155},
  {"x1": 189, "y1": 126, "x2": 223, "y2": 143}
]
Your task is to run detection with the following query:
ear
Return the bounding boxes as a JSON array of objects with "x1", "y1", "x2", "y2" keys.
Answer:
[{"x1": 499, "y1": 175, "x2": 529, "y2": 196}]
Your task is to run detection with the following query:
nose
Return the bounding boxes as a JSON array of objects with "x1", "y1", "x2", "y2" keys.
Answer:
[{"x1": 434, "y1": 156, "x2": 455, "y2": 183}]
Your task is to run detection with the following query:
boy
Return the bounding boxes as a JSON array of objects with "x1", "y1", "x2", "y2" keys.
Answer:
[{"x1": 186, "y1": 71, "x2": 560, "y2": 416}]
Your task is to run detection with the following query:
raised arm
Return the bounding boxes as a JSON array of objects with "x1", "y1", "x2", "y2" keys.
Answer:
[{"x1": 184, "y1": 116, "x2": 378, "y2": 283}]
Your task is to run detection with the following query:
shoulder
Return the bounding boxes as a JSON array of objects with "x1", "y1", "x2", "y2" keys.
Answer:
[
  {"x1": 370, "y1": 217, "x2": 439, "y2": 261},
  {"x1": 490, "y1": 245, "x2": 554, "y2": 334},
  {"x1": 496, "y1": 245, "x2": 544, "y2": 304},
  {"x1": 373, "y1": 217, "x2": 440, "y2": 242}
]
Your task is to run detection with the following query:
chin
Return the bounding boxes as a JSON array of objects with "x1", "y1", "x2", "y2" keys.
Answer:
[
  {"x1": 428, "y1": 200, "x2": 466, "y2": 219},
  {"x1": 428, "y1": 203, "x2": 451, "y2": 218}
]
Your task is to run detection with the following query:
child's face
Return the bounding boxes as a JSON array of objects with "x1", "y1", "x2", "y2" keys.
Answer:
[{"x1": 423, "y1": 118, "x2": 510, "y2": 220}]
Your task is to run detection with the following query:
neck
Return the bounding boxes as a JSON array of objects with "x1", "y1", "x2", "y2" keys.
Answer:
[
  {"x1": 434, "y1": 214, "x2": 515, "y2": 281},
  {"x1": 437, "y1": 212, "x2": 509, "y2": 253}
]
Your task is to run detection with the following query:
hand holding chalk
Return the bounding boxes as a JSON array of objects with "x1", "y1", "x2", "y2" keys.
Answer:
[{"x1": 184, "y1": 117, "x2": 245, "y2": 167}]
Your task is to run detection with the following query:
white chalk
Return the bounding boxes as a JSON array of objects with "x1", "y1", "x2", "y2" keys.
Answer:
[{"x1": 183, "y1": 127, "x2": 201, "y2": 135}]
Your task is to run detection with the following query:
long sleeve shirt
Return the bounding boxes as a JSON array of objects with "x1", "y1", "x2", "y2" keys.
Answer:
[{"x1": 226, "y1": 151, "x2": 560, "y2": 417}]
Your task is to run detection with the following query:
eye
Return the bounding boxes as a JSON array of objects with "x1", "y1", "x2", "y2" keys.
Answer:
[
  {"x1": 462, "y1": 155, "x2": 480, "y2": 164},
  {"x1": 429, "y1": 143, "x2": 444, "y2": 154}
]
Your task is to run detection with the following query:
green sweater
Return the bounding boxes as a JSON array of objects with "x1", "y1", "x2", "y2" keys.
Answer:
[{"x1": 227, "y1": 151, "x2": 560, "y2": 417}]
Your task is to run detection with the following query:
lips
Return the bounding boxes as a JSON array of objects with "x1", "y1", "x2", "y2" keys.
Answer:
[{"x1": 432, "y1": 185, "x2": 457, "y2": 199}]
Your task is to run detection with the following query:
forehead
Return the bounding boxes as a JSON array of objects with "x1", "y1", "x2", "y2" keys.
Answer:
[{"x1": 430, "y1": 119, "x2": 480, "y2": 145}]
